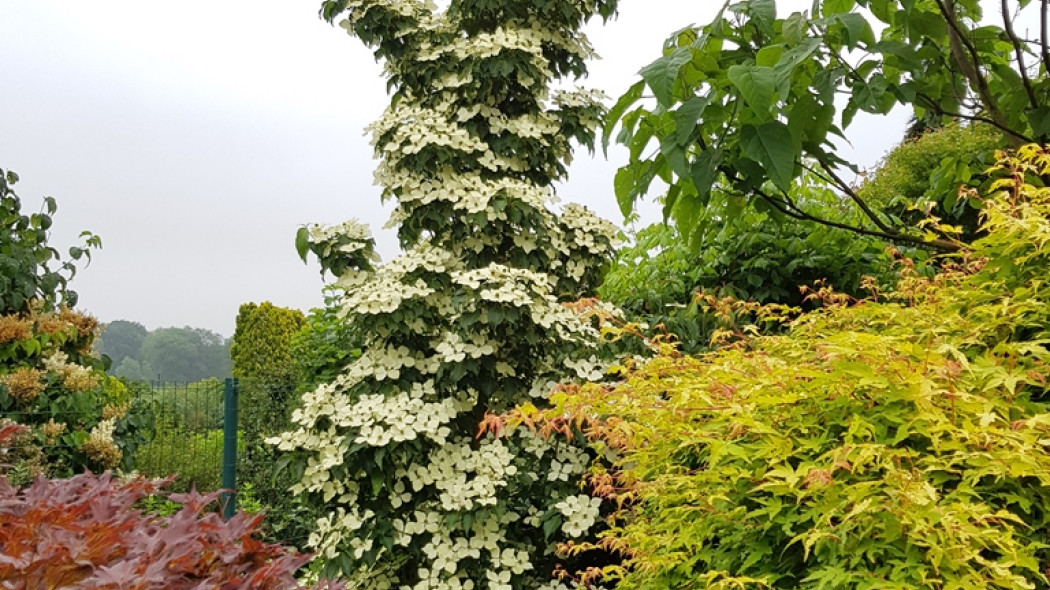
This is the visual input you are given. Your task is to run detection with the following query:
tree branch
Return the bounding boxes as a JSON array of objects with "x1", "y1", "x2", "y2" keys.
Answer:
[
  {"x1": 813, "y1": 161, "x2": 897, "y2": 235},
  {"x1": 932, "y1": 0, "x2": 1019, "y2": 145},
  {"x1": 915, "y1": 92, "x2": 1033, "y2": 143},
  {"x1": 753, "y1": 189, "x2": 962, "y2": 252},
  {"x1": 1042, "y1": 0, "x2": 1050, "y2": 75},
  {"x1": 1001, "y1": 0, "x2": 1040, "y2": 110}
]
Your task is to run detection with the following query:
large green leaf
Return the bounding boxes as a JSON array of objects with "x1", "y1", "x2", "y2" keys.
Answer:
[
  {"x1": 690, "y1": 149, "x2": 721, "y2": 205},
  {"x1": 640, "y1": 47, "x2": 694, "y2": 109},
  {"x1": 603, "y1": 80, "x2": 645, "y2": 155},
  {"x1": 728, "y1": 65, "x2": 778, "y2": 118},
  {"x1": 741, "y1": 121, "x2": 797, "y2": 192},
  {"x1": 614, "y1": 167, "x2": 636, "y2": 219},
  {"x1": 673, "y1": 96, "x2": 711, "y2": 146},
  {"x1": 783, "y1": 12, "x2": 809, "y2": 45}
]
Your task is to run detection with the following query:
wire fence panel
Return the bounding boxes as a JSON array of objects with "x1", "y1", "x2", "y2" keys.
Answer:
[{"x1": 133, "y1": 379, "x2": 228, "y2": 492}]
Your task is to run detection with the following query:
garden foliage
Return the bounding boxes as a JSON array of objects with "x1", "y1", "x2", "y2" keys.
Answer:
[
  {"x1": 0, "y1": 168, "x2": 147, "y2": 483},
  {"x1": 271, "y1": 0, "x2": 622, "y2": 586},
  {"x1": 601, "y1": 177, "x2": 900, "y2": 352},
  {"x1": 607, "y1": 0, "x2": 1048, "y2": 250},
  {"x1": 534, "y1": 146, "x2": 1050, "y2": 589},
  {"x1": 0, "y1": 468, "x2": 342, "y2": 589}
]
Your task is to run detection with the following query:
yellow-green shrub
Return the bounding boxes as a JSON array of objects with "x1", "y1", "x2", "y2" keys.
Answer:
[{"x1": 544, "y1": 146, "x2": 1050, "y2": 589}]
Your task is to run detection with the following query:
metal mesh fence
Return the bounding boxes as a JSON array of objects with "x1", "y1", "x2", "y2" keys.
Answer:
[
  {"x1": 1, "y1": 380, "x2": 228, "y2": 492},
  {"x1": 132, "y1": 380, "x2": 227, "y2": 492}
]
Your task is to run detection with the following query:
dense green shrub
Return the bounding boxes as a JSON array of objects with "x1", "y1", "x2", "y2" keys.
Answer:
[
  {"x1": 540, "y1": 145, "x2": 1050, "y2": 589},
  {"x1": 134, "y1": 426, "x2": 226, "y2": 492},
  {"x1": 858, "y1": 121, "x2": 1002, "y2": 241},
  {"x1": 290, "y1": 291, "x2": 362, "y2": 395},
  {"x1": 0, "y1": 168, "x2": 99, "y2": 314},
  {"x1": 601, "y1": 181, "x2": 909, "y2": 352}
]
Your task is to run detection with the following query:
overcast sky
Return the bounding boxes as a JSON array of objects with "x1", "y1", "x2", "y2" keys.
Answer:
[{"x1": 0, "y1": 1, "x2": 905, "y2": 337}]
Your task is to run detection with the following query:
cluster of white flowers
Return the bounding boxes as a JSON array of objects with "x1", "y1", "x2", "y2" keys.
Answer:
[
  {"x1": 416, "y1": 22, "x2": 593, "y2": 66},
  {"x1": 89, "y1": 416, "x2": 116, "y2": 444},
  {"x1": 42, "y1": 351, "x2": 100, "y2": 392},
  {"x1": 342, "y1": 274, "x2": 435, "y2": 316},
  {"x1": 559, "y1": 203, "x2": 620, "y2": 253},
  {"x1": 391, "y1": 171, "x2": 553, "y2": 216},
  {"x1": 310, "y1": 505, "x2": 376, "y2": 559},
  {"x1": 309, "y1": 218, "x2": 374, "y2": 245},
  {"x1": 371, "y1": 103, "x2": 488, "y2": 156},
  {"x1": 564, "y1": 355, "x2": 607, "y2": 381},
  {"x1": 555, "y1": 494, "x2": 602, "y2": 538},
  {"x1": 408, "y1": 438, "x2": 517, "y2": 511},
  {"x1": 547, "y1": 443, "x2": 591, "y2": 483},
  {"x1": 434, "y1": 331, "x2": 498, "y2": 363},
  {"x1": 453, "y1": 265, "x2": 550, "y2": 306},
  {"x1": 337, "y1": 0, "x2": 435, "y2": 31}
]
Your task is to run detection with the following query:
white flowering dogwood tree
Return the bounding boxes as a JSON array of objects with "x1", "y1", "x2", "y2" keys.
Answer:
[{"x1": 269, "y1": 0, "x2": 623, "y2": 587}]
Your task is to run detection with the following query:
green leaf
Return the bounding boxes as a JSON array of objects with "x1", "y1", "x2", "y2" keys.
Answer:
[
  {"x1": 727, "y1": 65, "x2": 777, "y2": 118},
  {"x1": 783, "y1": 12, "x2": 808, "y2": 45},
  {"x1": 295, "y1": 227, "x2": 311, "y2": 263},
  {"x1": 603, "y1": 81, "x2": 645, "y2": 155},
  {"x1": 640, "y1": 47, "x2": 693, "y2": 109},
  {"x1": 690, "y1": 149, "x2": 721, "y2": 205},
  {"x1": 659, "y1": 135, "x2": 691, "y2": 179},
  {"x1": 741, "y1": 121, "x2": 797, "y2": 192},
  {"x1": 1028, "y1": 106, "x2": 1050, "y2": 138},
  {"x1": 673, "y1": 96, "x2": 711, "y2": 146},
  {"x1": 830, "y1": 12, "x2": 876, "y2": 48},
  {"x1": 821, "y1": 0, "x2": 855, "y2": 16},
  {"x1": 614, "y1": 167, "x2": 636, "y2": 219}
]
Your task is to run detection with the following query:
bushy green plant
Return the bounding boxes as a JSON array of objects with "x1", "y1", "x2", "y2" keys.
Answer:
[
  {"x1": 0, "y1": 168, "x2": 99, "y2": 314},
  {"x1": 291, "y1": 290, "x2": 363, "y2": 395},
  {"x1": 0, "y1": 169, "x2": 151, "y2": 478},
  {"x1": 134, "y1": 426, "x2": 226, "y2": 492},
  {"x1": 539, "y1": 145, "x2": 1050, "y2": 589},
  {"x1": 858, "y1": 121, "x2": 1002, "y2": 241},
  {"x1": 601, "y1": 180, "x2": 908, "y2": 352}
]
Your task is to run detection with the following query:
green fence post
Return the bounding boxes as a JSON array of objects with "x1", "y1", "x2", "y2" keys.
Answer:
[{"x1": 221, "y1": 378, "x2": 238, "y2": 519}]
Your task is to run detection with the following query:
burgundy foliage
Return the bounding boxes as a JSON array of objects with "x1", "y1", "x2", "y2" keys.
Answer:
[{"x1": 0, "y1": 471, "x2": 342, "y2": 590}]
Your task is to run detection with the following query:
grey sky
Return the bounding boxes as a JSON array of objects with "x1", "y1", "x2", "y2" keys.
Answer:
[{"x1": 0, "y1": 1, "x2": 905, "y2": 337}]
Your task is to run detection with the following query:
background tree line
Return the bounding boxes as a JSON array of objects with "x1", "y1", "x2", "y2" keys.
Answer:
[{"x1": 95, "y1": 320, "x2": 232, "y2": 382}]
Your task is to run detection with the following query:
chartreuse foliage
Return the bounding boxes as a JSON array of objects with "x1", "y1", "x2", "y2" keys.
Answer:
[
  {"x1": 536, "y1": 146, "x2": 1050, "y2": 589},
  {"x1": 271, "y1": 0, "x2": 621, "y2": 587},
  {"x1": 608, "y1": 0, "x2": 1050, "y2": 250}
]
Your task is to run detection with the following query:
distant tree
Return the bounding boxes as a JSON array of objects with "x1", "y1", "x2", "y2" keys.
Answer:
[
  {"x1": 97, "y1": 320, "x2": 148, "y2": 369},
  {"x1": 112, "y1": 357, "x2": 154, "y2": 382},
  {"x1": 139, "y1": 327, "x2": 230, "y2": 382}
]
